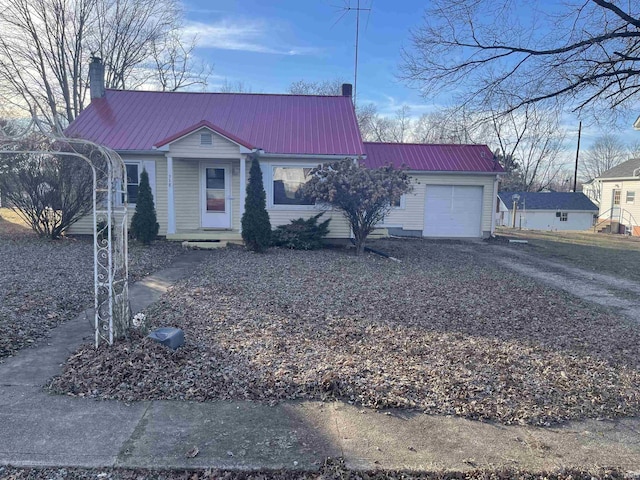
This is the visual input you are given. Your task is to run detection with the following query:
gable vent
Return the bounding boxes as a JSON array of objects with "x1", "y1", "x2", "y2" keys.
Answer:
[{"x1": 200, "y1": 132, "x2": 213, "y2": 146}]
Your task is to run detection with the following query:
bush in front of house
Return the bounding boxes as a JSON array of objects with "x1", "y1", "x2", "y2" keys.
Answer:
[
  {"x1": 241, "y1": 157, "x2": 271, "y2": 252},
  {"x1": 271, "y1": 212, "x2": 331, "y2": 250},
  {"x1": 130, "y1": 168, "x2": 159, "y2": 244}
]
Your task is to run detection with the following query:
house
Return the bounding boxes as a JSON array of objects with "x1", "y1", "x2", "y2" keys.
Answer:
[
  {"x1": 592, "y1": 158, "x2": 640, "y2": 236},
  {"x1": 497, "y1": 191, "x2": 598, "y2": 231},
  {"x1": 65, "y1": 58, "x2": 504, "y2": 240},
  {"x1": 581, "y1": 178, "x2": 601, "y2": 206}
]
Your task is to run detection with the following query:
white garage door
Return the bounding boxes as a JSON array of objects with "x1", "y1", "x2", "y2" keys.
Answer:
[{"x1": 423, "y1": 185, "x2": 483, "y2": 237}]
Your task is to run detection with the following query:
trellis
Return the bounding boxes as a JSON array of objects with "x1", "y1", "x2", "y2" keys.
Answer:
[{"x1": 0, "y1": 118, "x2": 129, "y2": 346}]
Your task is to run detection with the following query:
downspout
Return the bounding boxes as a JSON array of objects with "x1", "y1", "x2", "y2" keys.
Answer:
[{"x1": 490, "y1": 176, "x2": 499, "y2": 235}]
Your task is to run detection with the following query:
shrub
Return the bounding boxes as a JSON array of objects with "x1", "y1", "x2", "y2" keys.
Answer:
[
  {"x1": 271, "y1": 212, "x2": 331, "y2": 250},
  {"x1": 130, "y1": 168, "x2": 159, "y2": 244},
  {"x1": 241, "y1": 157, "x2": 271, "y2": 252},
  {"x1": 302, "y1": 159, "x2": 412, "y2": 255}
]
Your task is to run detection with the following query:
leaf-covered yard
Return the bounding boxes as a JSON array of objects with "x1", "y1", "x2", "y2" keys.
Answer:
[
  {"x1": 49, "y1": 239, "x2": 640, "y2": 426},
  {"x1": 0, "y1": 208, "x2": 184, "y2": 359}
]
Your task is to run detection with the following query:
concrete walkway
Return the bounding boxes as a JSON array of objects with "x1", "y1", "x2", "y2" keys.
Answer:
[
  {"x1": 492, "y1": 246, "x2": 640, "y2": 321},
  {"x1": 2, "y1": 250, "x2": 640, "y2": 472}
]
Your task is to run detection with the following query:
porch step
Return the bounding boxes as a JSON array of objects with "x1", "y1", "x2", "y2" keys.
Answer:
[
  {"x1": 181, "y1": 240, "x2": 229, "y2": 250},
  {"x1": 167, "y1": 231, "x2": 243, "y2": 242}
]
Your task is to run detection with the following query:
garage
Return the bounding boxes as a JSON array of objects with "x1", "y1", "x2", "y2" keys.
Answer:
[{"x1": 423, "y1": 185, "x2": 483, "y2": 237}]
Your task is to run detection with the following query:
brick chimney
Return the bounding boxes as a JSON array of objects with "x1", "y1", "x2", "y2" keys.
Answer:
[
  {"x1": 89, "y1": 56, "x2": 105, "y2": 100},
  {"x1": 341, "y1": 83, "x2": 353, "y2": 98}
]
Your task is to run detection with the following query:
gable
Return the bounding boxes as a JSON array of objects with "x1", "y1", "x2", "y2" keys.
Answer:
[{"x1": 167, "y1": 127, "x2": 241, "y2": 158}]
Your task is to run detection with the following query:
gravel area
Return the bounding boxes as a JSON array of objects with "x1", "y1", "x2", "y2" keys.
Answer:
[
  {"x1": 49, "y1": 240, "x2": 640, "y2": 426},
  {"x1": 0, "y1": 462, "x2": 628, "y2": 480},
  {"x1": 0, "y1": 224, "x2": 184, "y2": 359}
]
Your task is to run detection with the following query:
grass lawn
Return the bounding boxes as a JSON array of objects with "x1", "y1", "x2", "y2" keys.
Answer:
[
  {"x1": 496, "y1": 227, "x2": 640, "y2": 282},
  {"x1": 50, "y1": 239, "x2": 640, "y2": 427},
  {"x1": 0, "y1": 207, "x2": 184, "y2": 359}
]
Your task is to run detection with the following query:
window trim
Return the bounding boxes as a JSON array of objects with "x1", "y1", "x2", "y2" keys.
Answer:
[
  {"x1": 268, "y1": 164, "x2": 318, "y2": 210},
  {"x1": 626, "y1": 191, "x2": 635, "y2": 204},
  {"x1": 559, "y1": 212, "x2": 568, "y2": 222},
  {"x1": 391, "y1": 194, "x2": 406, "y2": 210},
  {"x1": 124, "y1": 161, "x2": 142, "y2": 205}
]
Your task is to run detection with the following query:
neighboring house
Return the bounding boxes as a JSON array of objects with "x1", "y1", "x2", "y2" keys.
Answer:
[
  {"x1": 581, "y1": 178, "x2": 601, "y2": 206},
  {"x1": 497, "y1": 192, "x2": 598, "y2": 231},
  {"x1": 65, "y1": 58, "x2": 504, "y2": 240},
  {"x1": 593, "y1": 158, "x2": 640, "y2": 236},
  {"x1": 495, "y1": 195, "x2": 510, "y2": 227}
]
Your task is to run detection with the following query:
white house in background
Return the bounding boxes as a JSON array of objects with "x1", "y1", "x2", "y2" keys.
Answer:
[
  {"x1": 63, "y1": 58, "x2": 505, "y2": 241},
  {"x1": 496, "y1": 195, "x2": 510, "y2": 227},
  {"x1": 581, "y1": 179, "x2": 601, "y2": 206},
  {"x1": 593, "y1": 158, "x2": 640, "y2": 236},
  {"x1": 497, "y1": 192, "x2": 598, "y2": 231}
]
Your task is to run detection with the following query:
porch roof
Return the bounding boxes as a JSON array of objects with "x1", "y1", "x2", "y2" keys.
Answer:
[{"x1": 66, "y1": 90, "x2": 365, "y2": 156}]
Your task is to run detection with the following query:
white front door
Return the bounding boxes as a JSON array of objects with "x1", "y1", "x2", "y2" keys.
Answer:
[{"x1": 201, "y1": 164, "x2": 231, "y2": 228}]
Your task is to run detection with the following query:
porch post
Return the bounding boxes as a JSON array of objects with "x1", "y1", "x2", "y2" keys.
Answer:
[
  {"x1": 167, "y1": 155, "x2": 176, "y2": 235},
  {"x1": 239, "y1": 155, "x2": 246, "y2": 233}
]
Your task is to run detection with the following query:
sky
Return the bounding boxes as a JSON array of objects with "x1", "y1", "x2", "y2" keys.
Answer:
[
  {"x1": 180, "y1": 0, "x2": 639, "y2": 154},
  {"x1": 181, "y1": 0, "x2": 437, "y2": 115}
]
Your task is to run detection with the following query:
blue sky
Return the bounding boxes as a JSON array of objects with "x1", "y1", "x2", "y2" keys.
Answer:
[
  {"x1": 182, "y1": 0, "x2": 430, "y2": 115},
  {"x1": 181, "y1": 0, "x2": 638, "y2": 152}
]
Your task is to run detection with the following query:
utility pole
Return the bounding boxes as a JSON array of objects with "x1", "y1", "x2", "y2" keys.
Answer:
[{"x1": 573, "y1": 121, "x2": 582, "y2": 192}]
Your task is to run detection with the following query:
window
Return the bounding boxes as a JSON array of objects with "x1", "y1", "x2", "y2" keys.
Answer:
[
  {"x1": 613, "y1": 189, "x2": 621, "y2": 205},
  {"x1": 627, "y1": 191, "x2": 635, "y2": 204},
  {"x1": 560, "y1": 212, "x2": 568, "y2": 222},
  {"x1": 200, "y1": 132, "x2": 212, "y2": 146},
  {"x1": 205, "y1": 168, "x2": 225, "y2": 212},
  {"x1": 272, "y1": 167, "x2": 314, "y2": 206},
  {"x1": 391, "y1": 195, "x2": 405, "y2": 209},
  {"x1": 125, "y1": 163, "x2": 139, "y2": 204}
]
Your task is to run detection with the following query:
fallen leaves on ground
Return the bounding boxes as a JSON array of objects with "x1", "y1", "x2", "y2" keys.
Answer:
[
  {"x1": 0, "y1": 233, "x2": 183, "y2": 360},
  {"x1": 0, "y1": 460, "x2": 629, "y2": 479},
  {"x1": 49, "y1": 240, "x2": 640, "y2": 426}
]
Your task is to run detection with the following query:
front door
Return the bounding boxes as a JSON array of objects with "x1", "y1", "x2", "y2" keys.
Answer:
[
  {"x1": 201, "y1": 164, "x2": 231, "y2": 228},
  {"x1": 612, "y1": 188, "x2": 621, "y2": 221}
]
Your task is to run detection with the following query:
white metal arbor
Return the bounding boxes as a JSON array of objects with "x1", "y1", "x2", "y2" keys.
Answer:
[{"x1": 0, "y1": 118, "x2": 130, "y2": 347}]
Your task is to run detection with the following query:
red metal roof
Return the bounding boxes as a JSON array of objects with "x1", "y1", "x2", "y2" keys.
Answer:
[
  {"x1": 66, "y1": 90, "x2": 365, "y2": 156},
  {"x1": 363, "y1": 142, "x2": 504, "y2": 173}
]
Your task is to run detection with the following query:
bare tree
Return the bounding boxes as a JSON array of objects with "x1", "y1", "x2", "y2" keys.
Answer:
[
  {"x1": 0, "y1": 0, "x2": 203, "y2": 126},
  {"x1": 491, "y1": 104, "x2": 566, "y2": 191},
  {"x1": 288, "y1": 79, "x2": 344, "y2": 96},
  {"x1": 582, "y1": 134, "x2": 631, "y2": 180},
  {"x1": 217, "y1": 80, "x2": 253, "y2": 93},
  {"x1": 413, "y1": 106, "x2": 489, "y2": 144},
  {"x1": 0, "y1": 0, "x2": 95, "y2": 127},
  {"x1": 401, "y1": 1, "x2": 640, "y2": 118},
  {"x1": 150, "y1": 31, "x2": 211, "y2": 92}
]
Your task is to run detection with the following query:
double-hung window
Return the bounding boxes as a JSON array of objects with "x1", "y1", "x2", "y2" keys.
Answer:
[{"x1": 125, "y1": 163, "x2": 140, "y2": 204}]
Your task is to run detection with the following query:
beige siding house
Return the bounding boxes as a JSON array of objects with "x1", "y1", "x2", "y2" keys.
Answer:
[
  {"x1": 65, "y1": 59, "x2": 503, "y2": 241},
  {"x1": 593, "y1": 158, "x2": 640, "y2": 236}
]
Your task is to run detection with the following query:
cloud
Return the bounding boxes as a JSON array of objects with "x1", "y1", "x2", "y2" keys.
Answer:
[{"x1": 183, "y1": 19, "x2": 320, "y2": 56}]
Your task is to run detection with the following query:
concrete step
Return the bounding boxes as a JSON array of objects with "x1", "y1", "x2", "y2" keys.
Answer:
[{"x1": 181, "y1": 240, "x2": 229, "y2": 250}]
